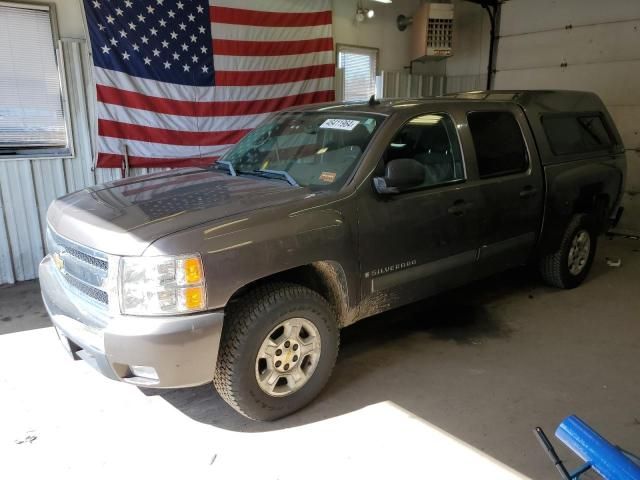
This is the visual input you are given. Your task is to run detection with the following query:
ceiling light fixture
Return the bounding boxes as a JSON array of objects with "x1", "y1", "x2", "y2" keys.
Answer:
[{"x1": 356, "y1": 6, "x2": 375, "y2": 22}]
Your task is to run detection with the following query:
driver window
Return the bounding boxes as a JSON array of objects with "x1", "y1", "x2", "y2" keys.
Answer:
[{"x1": 386, "y1": 113, "x2": 464, "y2": 188}]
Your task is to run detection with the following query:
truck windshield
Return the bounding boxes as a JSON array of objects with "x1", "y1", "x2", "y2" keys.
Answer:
[{"x1": 218, "y1": 111, "x2": 383, "y2": 190}]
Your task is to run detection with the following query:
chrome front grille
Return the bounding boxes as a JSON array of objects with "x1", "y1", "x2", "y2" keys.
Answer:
[{"x1": 46, "y1": 226, "x2": 111, "y2": 308}]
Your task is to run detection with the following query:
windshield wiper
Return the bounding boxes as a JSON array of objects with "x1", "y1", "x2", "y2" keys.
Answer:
[
  {"x1": 237, "y1": 169, "x2": 299, "y2": 187},
  {"x1": 214, "y1": 160, "x2": 236, "y2": 176}
]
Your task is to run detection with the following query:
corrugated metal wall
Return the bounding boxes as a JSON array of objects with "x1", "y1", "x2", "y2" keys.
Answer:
[
  {"x1": 0, "y1": 39, "x2": 155, "y2": 285},
  {"x1": 381, "y1": 71, "x2": 447, "y2": 98}
]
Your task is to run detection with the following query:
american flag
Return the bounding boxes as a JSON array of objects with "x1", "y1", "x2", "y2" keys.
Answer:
[{"x1": 83, "y1": 0, "x2": 335, "y2": 168}]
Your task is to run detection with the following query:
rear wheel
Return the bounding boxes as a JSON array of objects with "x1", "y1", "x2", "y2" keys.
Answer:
[
  {"x1": 539, "y1": 214, "x2": 598, "y2": 289},
  {"x1": 213, "y1": 283, "x2": 339, "y2": 421}
]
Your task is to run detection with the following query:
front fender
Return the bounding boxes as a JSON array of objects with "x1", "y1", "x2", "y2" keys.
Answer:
[{"x1": 144, "y1": 199, "x2": 359, "y2": 311}]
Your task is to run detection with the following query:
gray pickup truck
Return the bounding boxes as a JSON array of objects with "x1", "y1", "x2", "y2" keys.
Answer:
[{"x1": 40, "y1": 90, "x2": 626, "y2": 420}]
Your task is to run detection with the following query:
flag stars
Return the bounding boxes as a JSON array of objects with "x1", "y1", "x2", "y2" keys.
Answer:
[{"x1": 90, "y1": 1, "x2": 214, "y2": 82}]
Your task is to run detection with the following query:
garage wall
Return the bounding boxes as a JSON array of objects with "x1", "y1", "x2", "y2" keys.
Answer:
[
  {"x1": 332, "y1": 0, "x2": 421, "y2": 71},
  {"x1": 0, "y1": 0, "x2": 422, "y2": 285},
  {"x1": 494, "y1": 0, "x2": 640, "y2": 234},
  {"x1": 440, "y1": 0, "x2": 490, "y2": 92}
]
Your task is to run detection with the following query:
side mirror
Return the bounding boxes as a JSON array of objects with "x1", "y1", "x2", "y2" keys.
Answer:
[{"x1": 373, "y1": 158, "x2": 425, "y2": 194}]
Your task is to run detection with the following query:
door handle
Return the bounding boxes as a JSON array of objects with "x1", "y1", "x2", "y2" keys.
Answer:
[
  {"x1": 519, "y1": 186, "x2": 539, "y2": 198},
  {"x1": 448, "y1": 199, "x2": 473, "y2": 216}
]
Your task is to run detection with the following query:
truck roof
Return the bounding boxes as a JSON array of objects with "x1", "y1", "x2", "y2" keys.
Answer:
[{"x1": 294, "y1": 90, "x2": 606, "y2": 116}]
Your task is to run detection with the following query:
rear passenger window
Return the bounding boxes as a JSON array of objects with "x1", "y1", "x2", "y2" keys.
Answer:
[
  {"x1": 542, "y1": 114, "x2": 613, "y2": 155},
  {"x1": 467, "y1": 111, "x2": 528, "y2": 178}
]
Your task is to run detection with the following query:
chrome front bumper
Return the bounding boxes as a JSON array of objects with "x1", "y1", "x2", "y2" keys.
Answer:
[{"x1": 39, "y1": 254, "x2": 224, "y2": 388}]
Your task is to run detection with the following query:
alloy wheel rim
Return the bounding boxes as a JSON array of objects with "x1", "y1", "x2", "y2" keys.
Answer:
[
  {"x1": 255, "y1": 317, "x2": 321, "y2": 397},
  {"x1": 567, "y1": 230, "x2": 591, "y2": 276}
]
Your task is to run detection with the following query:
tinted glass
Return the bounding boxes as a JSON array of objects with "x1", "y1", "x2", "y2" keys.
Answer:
[
  {"x1": 467, "y1": 111, "x2": 528, "y2": 178},
  {"x1": 386, "y1": 113, "x2": 464, "y2": 188},
  {"x1": 543, "y1": 114, "x2": 612, "y2": 155},
  {"x1": 221, "y1": 112, "x2": 382, "y2": 190}
]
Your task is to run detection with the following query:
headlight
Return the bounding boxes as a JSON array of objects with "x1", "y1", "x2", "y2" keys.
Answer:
[{"x1": 119, "y1": 254, "x2": 206, "y2": 315}]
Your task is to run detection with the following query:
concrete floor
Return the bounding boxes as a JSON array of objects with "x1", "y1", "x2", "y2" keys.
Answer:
[{"x1": 1, "y1": 235, "x2": 639, "y2": 478}]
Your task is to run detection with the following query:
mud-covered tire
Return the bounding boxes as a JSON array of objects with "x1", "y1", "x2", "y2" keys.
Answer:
[
  {"x1": 539, "y1": 214, "x2": 598, "y2": 289},
  {"x1": 213, "y1": 282, "x2": 339, "y2": 421}
]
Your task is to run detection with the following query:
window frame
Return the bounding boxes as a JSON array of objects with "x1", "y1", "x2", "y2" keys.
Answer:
[
  {"x1": 466, "y1": 109, "x2": 530, "y2": 179},
  {"x1": 335, "y1": 43, "x2": 379, "y2": 102},
  {"x1": 0, "y1": 0, "x2": 74, "y2": 160},
  {"x1": 541, "y1": 111, "x2": 615, "y2": 157},
  {"x1": 383, "y1": 111, "x2": 467, "y2": 194}
]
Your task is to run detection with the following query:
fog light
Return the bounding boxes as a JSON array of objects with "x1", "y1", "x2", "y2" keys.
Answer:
[{"x1": 130, "y1": 365, "x2": 159, "y2": 380}]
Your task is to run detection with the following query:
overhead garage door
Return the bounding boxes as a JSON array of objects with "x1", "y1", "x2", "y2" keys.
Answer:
[{"x1": 494, "y1": 0, "x2": 640, "y2": 234}]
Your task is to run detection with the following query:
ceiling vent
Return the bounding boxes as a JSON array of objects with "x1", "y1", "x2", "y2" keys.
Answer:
[{"x1": 402, "y1": 3, "x2": 454, "y2": 62}]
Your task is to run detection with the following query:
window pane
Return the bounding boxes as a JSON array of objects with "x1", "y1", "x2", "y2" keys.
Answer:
[
  {"x1": 338, "y1": 47, "x2": 376, "y2": 101},
  {"x1": 0, "y1": 5, "x2": 68, "y2": 149},
  {"x1": 467, "y1": 111, "x2": 528, "y2": 178},
  {"x1": 543, "y1": 114, "x2": 612, "y2": 155},
  {"x1": 222, "y1": 112, "x2": 382, "y2": 190},
  {"x1": 386, "y1": 113, "x2": 464, "y2": 188}
]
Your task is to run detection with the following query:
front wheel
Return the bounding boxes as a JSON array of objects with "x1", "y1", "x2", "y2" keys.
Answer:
[
  {"x1": 213, "y1": 283, "x2": 339, "y2": 421},
  {"x1": 539, "y1": 213, "x2": 598, "y2": 289}
]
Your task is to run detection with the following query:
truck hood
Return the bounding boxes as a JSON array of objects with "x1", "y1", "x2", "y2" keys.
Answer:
[{"x1": 47, "y1": 168, "x2": 318, "y2": 256}]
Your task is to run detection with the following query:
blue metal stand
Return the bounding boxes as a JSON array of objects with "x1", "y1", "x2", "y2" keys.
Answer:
[{"x1": 534, "y1": 415, "x2": 640, "y2": 480}]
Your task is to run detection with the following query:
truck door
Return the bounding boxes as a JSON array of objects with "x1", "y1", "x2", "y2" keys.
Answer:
[
  {"x1": 357, "y1": 112, "x2": 483, "y2": 311},
  {"x1": 462, "y1": 105, "x2": 544, "y2": 274}
]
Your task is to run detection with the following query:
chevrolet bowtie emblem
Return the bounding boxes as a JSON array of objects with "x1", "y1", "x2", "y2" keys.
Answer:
[{"x1": 52, "y1": 252, "x2": 64, "y2": 271}]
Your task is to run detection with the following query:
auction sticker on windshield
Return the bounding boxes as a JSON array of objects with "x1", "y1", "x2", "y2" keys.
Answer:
[
  {"x1": 319, "y1": 171, "x2": 337, "y2": 183},
  {"x1": 319, "y1": 119, "x2": 360, "y2": 131}
]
